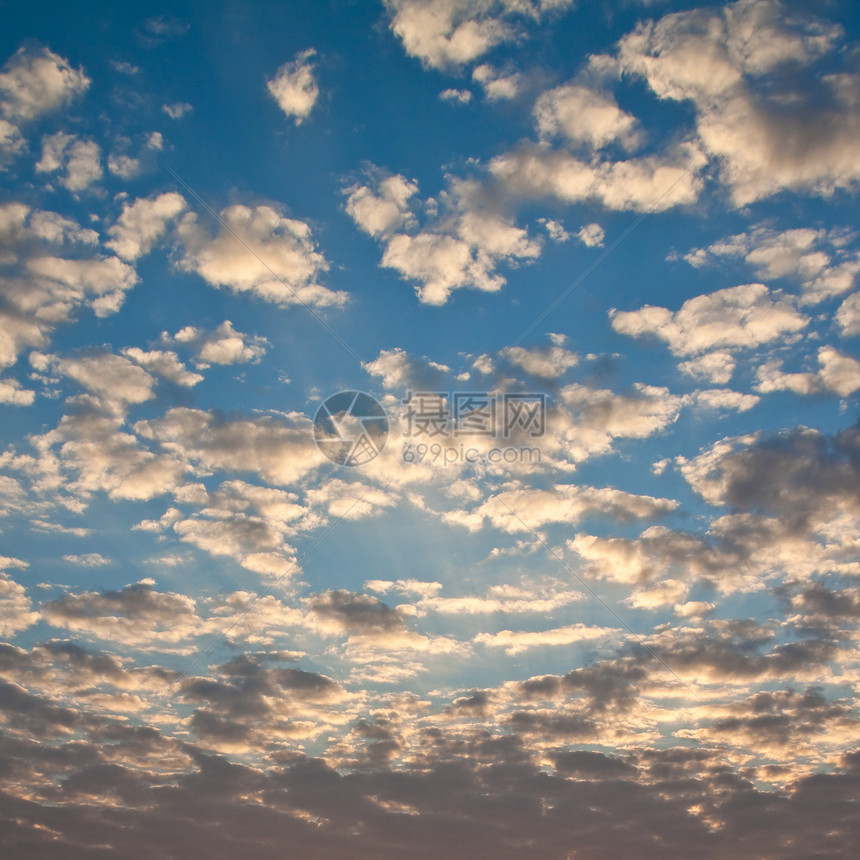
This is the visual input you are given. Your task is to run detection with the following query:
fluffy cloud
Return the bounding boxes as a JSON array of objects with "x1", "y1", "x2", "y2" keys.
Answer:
[
  {"x1": 347, "y1": 173, "x2": 540, "y2": 305},
  {"x1": 475, "y1": 623, "x2": 616, "y2": 655},
  {"x1": 454, "y1": 483, "x2": 677, "y2": 533},
  {"x1": 135, "y1": 407, "x2": 326, "y2": 486},
  {"x1": 0, "y1": 570, "x2": 38, "y2": 636},
  {"x1": 535, "y1": 84, "x2": 641, "y2": 150},
  {"x1": 35, "y1": 133, "x2": 102, "y2": 191},
  {"x1": 490, "y1": 140, "x2": 705, "y2": 211},
  {"x1": 106, "y1": 192, "x2": 187, "y2": 260},
  {"x1": 610, "y1": 283, "x2": 808, "y2": 355},
  {"x1": 0, "y1": 46, "x2": 89, "y2": 122},
  {"x1": 684, "y1": 225, "x2": 860, "y2": 303},
  {"x1": 619, "y1": 0, "x2": 860, "y2": 204},
  {"x1": 176, "y1": 203, "x2": 347, "y2": 307},
  {"x1": 385, "y1": 0, "x2": 574, "y2": 70},
  {"x1": 756, "y1": 346, "x2": 860, "y2": 397},
  {"x1": 267, "y1": 49, "x2": 319, "y2": 124},
  {"x1": 167, "y1": 320, "x2": 268, "y2": 367}
]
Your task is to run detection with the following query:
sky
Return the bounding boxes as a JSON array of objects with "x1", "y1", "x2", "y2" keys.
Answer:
[{"x1": 1, "y1": 0, "x2": 860, "y2": 856}]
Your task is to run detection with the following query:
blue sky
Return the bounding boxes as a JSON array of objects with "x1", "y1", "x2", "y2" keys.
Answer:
[{"x1": 2, "y1": 1, "x2": 860, "y2": 856}]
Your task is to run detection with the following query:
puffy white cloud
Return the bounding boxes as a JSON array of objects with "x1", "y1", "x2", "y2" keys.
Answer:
[
  {"x1": 619, "y1": 0, "x2": 860, "y2": 204},
  {"x1": 756, "y1": 346, "x2": 860, "y2": 398},
  {"x1": 363, "y1": 347, "x2": 450, "y2": 389},
  {"x1": 535, "y1": 84, "x2": 640, "y2": 150},
  {"x1": 694, "y1": 388, "x2": 759, "y2": 413},
  {"x1": 440, "y1": 87, "x2": 472, "y2": 103},
  {"x1": 610, "y1": 283, "x2": 808, "y2": 355},
  {"x1": 455, "y1": 482, "x2": 677, "y2": 533},
  {"x1": 385, "y1": 0, "x2": 574, "y2": 70},
  {"x1": 490, "y1": 140, "x2": 705, "y2": 211},
  {"x1": 345, "y1": 174, "x2": 418, "y2": 238},
  {"x1": 349, "y1": 174, "x2": 540, "y2": 305},
  {"x1": 35, "y1": 134, "x2": 102, "y2": 191},
  {"x1": 136, "y1": 407, "x2": 326, "y2": 486},
  {"x1": 121, "y1": 347, "x2": 203, "y2": 387},
  {"x1": 176, "y1": 203, "x2": 346, "y2": 307},
  {"x1": 167, "y1": 320, "x2": 268, "y2": 367},
  {"x1": 576, "y1": 223, "x2": 604, "y2": 247},
  {"x1": 504, "y1": 344, "x2": 578, "y2": 378},
  {"x1": 106, "y1": 192, "x2": 187, "y2": 260},
  {"x1": 678, "y1": 350, "x2": 736, "y2": 384},
  {"x1": 837, "y1": 292, "x2": 860, "y2": 337},
  {"x1": 472, "y1": 63, "x2": 522, "y2": 100},
  {"x1": 162, "y1": 101, "x2": 192, "y2": 118},
  {"x1": 0, "y1": 571, "x2": 38, "y2": 637},
  {"x1": 267, "y1": 49, "x2": 319, "y2": 124},
  {"x1": 684, "y1": 225, "x2": 860, "y2": 303},
  {"x1": 475, "y1": 623, "x2": 616, "y2": 655},
  {"x1": 0, "y1": 46, "x2": 89, "y2": 122}
]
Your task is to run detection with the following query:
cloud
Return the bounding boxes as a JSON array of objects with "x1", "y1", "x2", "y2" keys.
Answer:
[
  {"x1": 472, "y1": 64, "x2": 522, "y2": 100},
  {"x1": 42, "y1": 580, "x2": 202, "y2": 649},
  {"x1": 576, "y1": 223, "x2": 604, "y2": 247},
  {"x1": 136, "y1": 407, "x2": 326, "y2": 486},
  {"x1": 106, "y1": 192, "x2": 187, "y2": 260},
  {"x1": 0, "y1": 571, "x2": 38, "y2": 636},
  {"x1": 162, "y1": 101, "x2": 192, "y2": 119},
  {"x1": 490, "y1": 140, "x2": 705, "y2": 211},
  {"x1": 535, "y1": 83, "x2": 641, "y2": 150},
  {"x1": 167, "y1": 320, "x2": 268, "y2": 367},
  {"x1": 619, "y1": 0, "x2": 860, "y2": 204},
  {"x1": 684, "y1": 225, "x2": 860, "y2": 303},
  {"x1": 455, "y1": 483, "x2": 677, "y2": 533},
  {"x1": 176, "y1": 203, "x2": 347, "y2": 307},
  {"x1": 756, "y1": 346, "x2": 860, "y2": 397},
  {"x1": 0, "y1": 46, "x2": 89, "y2": 122},
  {"x1": 267, "y1": 49, "x2": 319, "y2": 124},
  {"x1": 475, "y1": 623, "x2": 616, "y2": 655},
  {"x1": 35, "y1": 134, "x2": 102, "y2": 191},
  {"x1": 610, "y1": 283, "x2": 808, "y2": 355},
  {"x1": 363, "y1": 347, "x2": 450, "y2": 389},
  {"x1": 385, "y1": 0, "x2": 574, "y2": 70},
  {"x1": 504, "y1": 344, "x2": 578, "y2": 378},
  {"x1": 347, "y1": 173, "x2": 540, "y2": 305}
]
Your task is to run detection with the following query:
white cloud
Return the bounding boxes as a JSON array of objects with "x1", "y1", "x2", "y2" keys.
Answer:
[
  {"x1": 345, "y1": 174, "x2": 418, "y2": 238},
  {"x1": 472, "y1": 64, "x2": 522, "y2": 101},
  {"x1": 837, "y1": 292, "x2": 860, "y2": 337},
  {"x1": 684, "y1": 225, "x2": 860, "y2": 303},
  {"x1": 490, "y1": 141, "x2": 705, "y2": 212},
  {"x1": 0, "y1": 46, "x2": 89, "y2": 122},
  {"x1": 162, "y1": 101, "x2": 192, "y2": 119},
  {"x1": 107, "y1": 192, "x2": 187, "y2": 260},
  {"x1": 694, "y1": 388, "x2": 759, "y2": 413},
  {"x1": 168, "y1": 320, "x2": 268, "y2": 368},
  {"x1": 475, "y1": 623, "x2": 615, "y2": 655},
  {"x1": 0, "y1": 572, "x2": 38, "y2": 636},
  {"x1": 756, "y1": 346, "x2": 860, "y2": 397},
  {"x1": 267, "y1": 49, "x2": 319, "y2": 124},
  {"x1": 385, "y1": 0, "x2": 574, "y2": 70},
  {"x1": 349, "y1": 174, "x2": 540, "y2": 305},
  {"x1": 576, "y1": 223, "x2": 605, "y2": 247},
  {"x1": 505, "y1": 344, "x2": 578, "y2": 378},
  {"x1": 176, "y1": 203, "x2": 346, "y2": 308},
  {"x1": 618, "y1": 0, "x2": 860, "y2": 204},
  {"x1": 121, "y1": 347, "x2": 203, "y2": 387},
  {"x1": 678, "y1": 350, "x2": 736, "y2": 385},
  {"x1": 440, "y1": 88, "x2": 472, "y2": 103},
  {"x1": 535, "y1": 84, "x2": 640, "y2": 150},
  {"x1": 610, "y1": 283, "x2": 808, "y2": 355},
  {"x1": 363, "y1": 347, "x2": 450, "y2": 389},
  {"x1": 36, "y1": 134, "x2": 102, "y2": 191}
]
